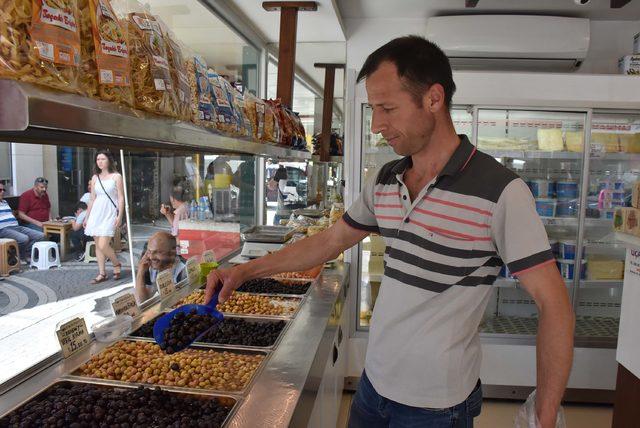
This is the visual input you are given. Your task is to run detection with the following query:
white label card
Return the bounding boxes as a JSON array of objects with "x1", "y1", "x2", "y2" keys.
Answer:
[
  {"x1": 109, "y1": 292, "x2": 139, "y2": 317},
  {"x1": 156, "y1": 269, "x2": 176, "y2": 297},
  {"x1": 56, "y1": 318, "x2": 90, "y2": 358},
  {"x1": 590, "y1": 143, "x2": 606, "y2": 159},
  {"x1": 186, "y1": 257, "x2": 201, "y2": 283},
  {"x1": 201, "y1": 250, "x2": 216, "y2": 263}
]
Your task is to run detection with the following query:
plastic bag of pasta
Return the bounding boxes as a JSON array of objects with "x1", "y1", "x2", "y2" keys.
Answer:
[
  {"x1": 207, "y1": 69, "x2": 237, "y2": 135},
  {"x1": 244, "y1": 93, "x2": 265, "y2": 142},
  {"x1": 229, "y1": 84, "x2": 251, "y2": 137},
  {"x1": 160, "y1": 24, "x2": 191, "y2": 121},
  {"x1": 120, "y1": 4, "x2": 177, "y2": 117},
  {"x1": 1, "y1": 0, "x2": 82, "y2": 92},
  {"x1": 79, "y1": 0, "x2": 134, "y2": 106},
  {"x1": 269, "y1": 99, "x2": 293, "y2": 146},
  {"x1": 185, "y1": 55, "x2": 214, "y2": 128}
]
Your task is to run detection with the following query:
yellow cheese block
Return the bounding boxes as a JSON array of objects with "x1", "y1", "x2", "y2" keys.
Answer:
[
  {"x1": 537, "y1": 129, "x2": 564, "y2": 151},
  {"x1": 566, "y1": 131, "x2": 584, "y2": 152},
  {"x1": 591, "y1": 133, "x2": 620, "y2": 152},
  {"x1": 587, "y1": 257, "x2": 624, "y2": 280},
  {"x1": 619, "y1": 134, "x2": 640, "y2": 153}
]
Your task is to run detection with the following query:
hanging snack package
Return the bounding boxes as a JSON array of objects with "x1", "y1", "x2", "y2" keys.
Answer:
[
  {"x1": 79, "y1": 0, "x2": 134, "y2": 106},
  {"x1": 8, "y1": 0, "x2": 82, "y2": 92},
  {"x1": 244, "y1": 93, "x2": 265, "y2": 142},
  {"x1": 262, "y1": 101, "x2": 281, "y2": 144},
  {"x1": 186, "y1": 55, "x2": 214, "y2": 128},
  {"x1": 121, "y1": 5, "x2": 177, "y2": 117},
  {"x1": 229, "y1": 85, "x2": 251, "y2": 138},
  {"x1": 207, "y1": 69, "x2": 236, "y2": 135},
  {"x1": 160, "y1": 24, "x2": 191, "y2": 121}
]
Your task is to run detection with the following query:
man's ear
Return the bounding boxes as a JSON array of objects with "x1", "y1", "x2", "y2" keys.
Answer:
[{"x1": 424, "y1": 84, "x2": 445, "y2": 113}]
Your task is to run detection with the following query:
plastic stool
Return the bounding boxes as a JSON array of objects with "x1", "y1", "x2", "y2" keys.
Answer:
[
  {"x1": 30, "y1": 241, "x2": 61, "y2": 270},
  {"x1": 84, "y1": 241, "x2": 98, "y2": 263},
  {"x1": 0, "y1": 238, "x2": 20, "y2": 276}
]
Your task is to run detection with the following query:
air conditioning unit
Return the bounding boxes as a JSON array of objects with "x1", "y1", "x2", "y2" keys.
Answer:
[{"x1": 425, "y1": 15, "x2": 590, "y2": 72}]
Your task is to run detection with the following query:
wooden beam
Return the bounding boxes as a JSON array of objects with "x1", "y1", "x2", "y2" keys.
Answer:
[
  {"x1": 465, "y1": 0, "x2": 479, "y2": 7},
  {"x1": 315, "y1": 63, "x2": 345, "y2": 162},
  {"x1": 611, "y1": 0, "x2": 632, "y2": 8},
  {"x1": 262, "y1": 2, "x2": 318, "y2": 108}
]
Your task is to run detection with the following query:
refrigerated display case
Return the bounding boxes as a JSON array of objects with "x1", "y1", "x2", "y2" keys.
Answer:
[{"x1": 344, "y1": 71, "x2": 640, "y2": 401}]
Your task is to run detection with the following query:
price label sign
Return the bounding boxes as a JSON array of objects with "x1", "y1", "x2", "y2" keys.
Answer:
[
  {"x1": 156, "y1": 269, "x2": 176, "y2": 297},
  {"x1": 590, "y1": 143, "x2": 606, "y2": 159},
  {"x1": 109, "y1": 292, "x2": 139, "y2": 317},
  {"x1": 56, "y1": 317, "x2": 90, "y2": 358},
  {"x1": 186, "y1": 256, "x2": 201, "y2": 284},
  {"x1": 201, "y1": 250, "x2": 216, "y2": 263}
]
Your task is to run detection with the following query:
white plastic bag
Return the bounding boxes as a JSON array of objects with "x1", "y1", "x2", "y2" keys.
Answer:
[{"x1": 514, "y1": 390, "x2": 566, "y2": 428}]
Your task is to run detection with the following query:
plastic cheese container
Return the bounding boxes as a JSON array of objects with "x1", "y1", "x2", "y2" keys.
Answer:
[
  {"x1": 556, "y1": 199, "x2": 578, "y2": 217},
  {"x1": 527, "y1": 179, "x2": 555, "y2": 198},
  {"x1": 535, "y1": 198, "x2": 556, "y2": 217},
  {"x1": 556, "y1": 181, "x2": 579, "y2": 199},
  {"x1": 557, "y1": 259, "x2": 586, "y2": 280}
]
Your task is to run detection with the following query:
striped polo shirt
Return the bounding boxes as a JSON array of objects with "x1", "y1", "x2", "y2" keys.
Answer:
[
  {"x1": 0, "y1": 200, "x2": 18, "y2": 229},
  {"x1": 344, "y1": 135, "x2": 554, "y2": 408}
]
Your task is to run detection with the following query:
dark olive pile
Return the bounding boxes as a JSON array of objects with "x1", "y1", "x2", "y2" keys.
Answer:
[
  {"x1": 130, "y1": 315, "x2": 161, "y2": 338},
  {"x1": 200, "y1": 318, "x2": 285, "y2": 347},
  {"x1": 160, "y1": 310, "x2": 219, "y2": 354},
  {"x1": 236, "y1": 278, "x2": 310, "y2": 295},
  {"x1": 0, "y1": 383, "x2": 232, "y2": 428}
]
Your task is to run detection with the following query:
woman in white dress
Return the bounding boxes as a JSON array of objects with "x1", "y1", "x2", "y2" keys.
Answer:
[{"x1": 83, "y1": 150, "x2": 125, "y2": 284}]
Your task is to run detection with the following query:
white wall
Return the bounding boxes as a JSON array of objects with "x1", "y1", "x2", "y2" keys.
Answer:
[
  {"x1": 345, "y1": 18, "x2": 640, "y2": 75},
  {"x1": 11, "y1": 143, "x2": 44, "y2": 196}
]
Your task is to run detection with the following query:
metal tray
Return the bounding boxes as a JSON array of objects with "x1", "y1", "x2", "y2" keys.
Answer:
[
  {"x1": 173, "y1": 290, "x2": 303, "y2": 319},
  {"x1": 128, "y1": 313, "x2": 290, "y2": 351},
  {"x1": 201, "y1": 279, "x2": 312, "y2": 298},
  {"x1": 66, "y1": 339, "x2": 270, "y2": 397},
  {"x1": 241, "y1": 226, "x2": 295, "y2": 243},
  {"x1": 293, "y1": 208, "x2": 325, "y2": 218},
  {"x1": 0, "y1": 379, "x2": 240, "y2": 427}
]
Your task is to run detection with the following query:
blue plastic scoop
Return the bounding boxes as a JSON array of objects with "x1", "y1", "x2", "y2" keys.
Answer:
[{"x1": 153, "y1": 291, "x2": 224, "y2": 353}]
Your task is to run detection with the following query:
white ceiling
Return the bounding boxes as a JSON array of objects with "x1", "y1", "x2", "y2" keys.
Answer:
[{"x1": 338, "y1": 0, "x2": 640, "y2": 21}]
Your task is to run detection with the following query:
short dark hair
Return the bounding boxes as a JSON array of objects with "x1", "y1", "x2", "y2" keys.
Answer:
[
  {"x1": 75, "y1": 202, "x2": 87, "y2": 212},
  {"x1": 171, "y1": 184, "x2": 188, "y2": 202},
  {"x1": 357, "y1": 35, "x2": 456, "y2": 107},
  {"x1": 34, "y1": 177, "x2": 48, "y2": 185}
]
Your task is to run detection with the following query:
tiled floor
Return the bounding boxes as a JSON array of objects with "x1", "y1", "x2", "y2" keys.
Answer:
[{"x1": 337, "y1": 393, "x2": 613, "y2": 427}]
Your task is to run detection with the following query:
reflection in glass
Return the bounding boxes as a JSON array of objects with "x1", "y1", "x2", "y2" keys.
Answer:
[
  {"x1": 265, "y1": 159, "x2": 310, "y2": 226},
  {"x1": 0, "y1": 144, "x2": 134, "y2": 386}
]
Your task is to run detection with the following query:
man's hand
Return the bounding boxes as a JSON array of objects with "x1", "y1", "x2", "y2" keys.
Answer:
[
  {"x1": 35, "y1": 220, "x2": 43, "y2": 228},
  {"x1": 160, "y1": 205, "x2": 168, "y2": 216},
  {"x1": 137, "y1": 251, "x2": 151, "y2": 273},
  {"x1": 205, "y1": 266, "x2": 248, "y2": 304}
]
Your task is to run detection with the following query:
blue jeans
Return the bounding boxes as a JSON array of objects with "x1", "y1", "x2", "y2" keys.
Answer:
[
  {"x1": 0, "y1": 225, "x2": 45, "y2": 258},
  {"x1": 25, "y1": 223, "x2": 44, "y2": 233},
  {"x1": 348, "y1": 371, "x2": 482, "y2": 428}
]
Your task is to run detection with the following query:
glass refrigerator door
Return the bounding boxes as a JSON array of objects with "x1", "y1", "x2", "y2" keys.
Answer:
[
  {"x1": 575, "y1": 112, "x2": 640, "y2": 346},
  {"x1": 476, "y1": 108, "x2": 587, "y2": 339},
  {"x1": 357, "y1": 105, "x2": 473, "y2": 329}
]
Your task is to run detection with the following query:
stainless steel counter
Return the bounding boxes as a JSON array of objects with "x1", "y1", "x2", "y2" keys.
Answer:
[{"x1": 0, "y1": 262, "x2": 350, "y2": 427}]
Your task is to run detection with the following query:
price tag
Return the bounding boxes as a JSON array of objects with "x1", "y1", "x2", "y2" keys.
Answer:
[
  {"x1": 109, "y1": 292, "x2": 139, "y2": 317},
  {"x1": 590, "y1": 143, "x2": 606, "y2": 159},
  {"x1": 186, "y1": 256, "x2": 201, "y2": 284},
  {"x1": 201, "y1": 250, "x2": 216, "y2": 263},
  {"x1": 56, "y1": 318, "x2": 90, "y2": 358},
  {"x1": 156, "y1": 269, "x2": 176, "y2": 297}
]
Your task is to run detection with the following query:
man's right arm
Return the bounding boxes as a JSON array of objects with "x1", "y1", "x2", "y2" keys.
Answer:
[
  {"x1": 205, "y1": 218, "x2": 370, "y2": 303},
  {"x1": 17, "y1": 211, "x2": 42, "y2": 228}
]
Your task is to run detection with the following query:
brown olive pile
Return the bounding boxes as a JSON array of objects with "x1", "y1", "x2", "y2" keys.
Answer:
[
  {"x1": 0, "y1": 383, "x2": 232, "y2": 428},
  {"x1": 236, "y1": 278, "x2": 310, "y2": 295},
  {"x1": 77, "y1": 341, "x2": 263, "y2": 392},
  {"x1": 217, "y1": 293, "x2": 297, "y2": 316},
  {"x1": 174, "y1": 291, "x2": 298, "y2": 316},
  {"x1": 273, "y1": 271, "x2": 316, "y2": 280},
  {"x1": 160, "y1": 310, "x2": 220, "y2": 354}
]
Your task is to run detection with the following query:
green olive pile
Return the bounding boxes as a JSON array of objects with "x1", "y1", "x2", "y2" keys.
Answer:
[
  {"x1": 77, "y1": 341, "x2": 263, "y2": 392},
  {"x1": 0, "y1": 383, "x2": 233, "y2": 428},
  {"x1": 160, "y1": 310, "x2": 219, "y2": 354},
  {"x1": 200, "y1": 318, "x2": 286, "y2": 347},
  {"x1": 236, "y1": 278, "x2": 310, "y2": 295}
]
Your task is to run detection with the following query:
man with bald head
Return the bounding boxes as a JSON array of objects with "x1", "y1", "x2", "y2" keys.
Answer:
[{"x1": 135, "y1": 231, "x2": 187, "y2": 302}]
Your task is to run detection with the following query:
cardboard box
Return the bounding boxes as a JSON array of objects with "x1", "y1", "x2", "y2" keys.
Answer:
[
  {"x1": 619, "y1": 55, "x2": 640, "y2": 75},
  {"x1": 633, "y1": 181, "x2": 640, "y2": 208},
  {"x1": 634, "y1": 32, "x2": 639, "y2": 54}
]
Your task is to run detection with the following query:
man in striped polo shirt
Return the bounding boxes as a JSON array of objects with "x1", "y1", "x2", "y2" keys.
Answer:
[
  {"x1": 0, "y1": 184, "x2": 45, "y2": 262},
  {"x1": 206, "y1": 36, "x2": 574, "y2": 427}
]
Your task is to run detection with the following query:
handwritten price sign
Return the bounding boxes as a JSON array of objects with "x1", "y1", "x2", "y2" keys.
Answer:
[
  {"x1": 156, "y1": 269, "x2": 176, "y2": 297},
  {"x1": 56, "y1": 318, "x2": 90, "y2": 358}
]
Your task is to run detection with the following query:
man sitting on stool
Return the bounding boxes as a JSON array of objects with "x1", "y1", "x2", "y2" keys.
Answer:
[
  {"x1": 135, "y1": 231, "x2": 187, "y2": 303},
  {"x1": 18, "y1": 177, "x2": 51, "y2": 232},
  {"x1": 0, "y1": 183, "x2": 44, "y2": 263}
]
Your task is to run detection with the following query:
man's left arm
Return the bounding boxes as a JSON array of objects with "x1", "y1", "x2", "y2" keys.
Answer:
[{"x1": 517, "y1": 262, "x2": 575, "y2": 428}]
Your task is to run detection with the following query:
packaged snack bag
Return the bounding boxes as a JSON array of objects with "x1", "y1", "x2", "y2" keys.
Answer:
[
  {"x1": 262, "y1": 101, "x2": 281, "y2": 144},
  {"x1": 244, "y1": 93, "x2": 265, "y2": 141},
  {"x1": 79, "y1": 0, "x2": 134, "y2": 106},
  {"x1": 207, "y1": 69, "x2": 236, "y2": 134},
  {"x1": 1, "y1": 0, "x2": 81, "y2": 92},
  {"x1": 160, "y1": 24, "x2": 190, "y2": 121},
  {"x1": 186, "y1": 55, "x2": 214, "y2": 128},
  {"x1": 122, "y1": 5, "x2": 177, "y2": 117}
]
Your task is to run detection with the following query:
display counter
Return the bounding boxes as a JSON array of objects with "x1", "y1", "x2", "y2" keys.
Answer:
[{"x1": 0, "y1": 262, "x2": 350, "y2": 427}]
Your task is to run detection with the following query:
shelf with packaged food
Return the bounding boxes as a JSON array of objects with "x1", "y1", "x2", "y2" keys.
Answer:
[
  {"x1": 493, "y1": 277, "x2": 623, "y2": 289},
  {"x1": 480, "y1": 149, "x2": 583, "y2": 160},
  {"x1": 539, "y1": 217, "x2": 614, "y2": 228},
  {"x1": 0, "y1": 80, "x2": 311, "y2": 160}
]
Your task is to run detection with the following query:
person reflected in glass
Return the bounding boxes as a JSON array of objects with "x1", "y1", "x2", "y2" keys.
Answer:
[
  {"x1": 18, "y1": 177, "x2": 51, "y2": 232},
  {"x1": 0, "y1": 183, "x2": 44, "y2": 263},
  {"x1": 135, "y1": 231, "x2": 187, "y2": 302},
  {"x1": 83, "y1": 150, "x2": 125, "y2": 284},
  {"x1": 80, "y1": 179, "x2": 92, "y2": 204},
  {"x1": 160, "y1": 184, "x2": 190, "y2": 237}
]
